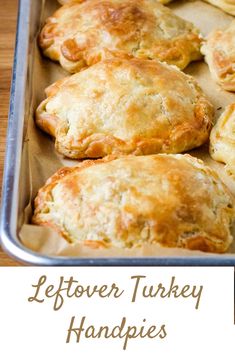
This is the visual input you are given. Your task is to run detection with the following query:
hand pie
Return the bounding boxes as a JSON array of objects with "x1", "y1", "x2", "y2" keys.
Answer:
[
  {"x1": 203, "y1": 0, "x2": 235, "y2": 16},
  {"x1": 210, "y1": 104, "x2": 235, "y2": 176},
  {"x1": 32, "y1": 154, "x2": 235, "y2": 253},
  {"x1": 58, "y1": 0, "x2": 174, "y2": 3},
  {"x1": 201, "y1": 21, "x2": 235, "y2": 92},
  {"x1": 36, "y1": 58, "x2": 214, "y2": 159},
  {"x1": 39, "y1": 0, "x2": 202, "y2": 72}
]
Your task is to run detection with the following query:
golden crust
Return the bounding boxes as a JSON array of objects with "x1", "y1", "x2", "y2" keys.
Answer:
[
  {"x1": 201, "y1": 21, "x2": 235, "y2": 92},
  {"x1": 36, "y1": 58, "x2": 214, "y2": 159},
  {"x1": 210, "y1": 104, "x2": 235, "y2": 177},
  {"x1": 204, "y1": 0, "x2": 235, "y2": 15},
  {"x1": 39, "y1": 0, "x2": 202, "y2": 72},
  {"x1": 58, "y1": 0, "x2": 174, "y2": 3},
  {"x1": 32, "y1": 154, "x2": 235, "y2": 253}
]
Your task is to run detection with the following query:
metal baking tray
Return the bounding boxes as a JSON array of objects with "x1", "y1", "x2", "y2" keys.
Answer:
[{"x1": 1, "y1": 0, "x2": 235, "y2": 265}]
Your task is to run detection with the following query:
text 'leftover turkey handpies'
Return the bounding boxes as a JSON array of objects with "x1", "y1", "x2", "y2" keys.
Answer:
[
  {"x1": 36, "y1": 58, "x2": 214, "y2": 159},
  {"x1": 32, "y1": 154, "x2": 235, "y2": 253},
  {"x1": 210, "y1": 104, "x2": 235, "y2": 176},
  {"x1": 201, "y1": 20, "x2": 235, "y2": 92},
  {"x1": 39, "y1": 0, "x2": 202, "y2": 72}
]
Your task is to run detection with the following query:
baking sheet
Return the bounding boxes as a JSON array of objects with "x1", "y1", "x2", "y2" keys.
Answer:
[{"x1": 19, "y1": 0, "x2": 235, "y2": 258}]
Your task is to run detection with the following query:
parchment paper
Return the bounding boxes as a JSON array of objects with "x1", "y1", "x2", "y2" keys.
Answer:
[{"x1": 19, "y1": 0, "x2": 235, "y2": 258}]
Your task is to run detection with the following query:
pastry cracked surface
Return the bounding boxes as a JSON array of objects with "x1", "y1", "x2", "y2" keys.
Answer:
[
  {"x1": 39, "y1": 0, "x2": 202, "y2": 72},
  {"x1": 32, "y1": 154, "x2": 235, "y2": 253},
  {"x1": 210, "y1": 104, "x2": 235, "y2": 176},
  {"x1": 36, "y1": 58, "x2": 214, "y2": 159},
  {"x1": 202, "y1": 20, "x2": 235, "y2": 92}
]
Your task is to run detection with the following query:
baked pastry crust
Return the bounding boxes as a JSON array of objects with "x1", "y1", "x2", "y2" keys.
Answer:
[
  {"x1": 36, "y1": 58, "x2": 214, "y2": 159},
  {"x1": 58, "y1": 0, "x2": 174, "y2": 3},
  {"x1": 39, "y1": 0, "x2": 202, "y2": 72},
  {"x1": 204, "y1": 0, "x2": 235, "y2": 16},
  {"x1": 201, "y1": 20, "x2": 235, "y2": 92},
  {"x1": 32, "y1": 154, "x2": 235, "y2": 253},
  {"x1": 210, "y1": 104, "x2": 235, "y2": 176}
]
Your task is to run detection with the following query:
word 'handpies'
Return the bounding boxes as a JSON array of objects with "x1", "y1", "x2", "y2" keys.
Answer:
[
  {"x1": 36, "y1": 58, "x2": 214, "y2": 159},
  {"x1": 202, "y1": 20, "x2": 235, "y2": 92},
  {"x1": 39, "y1": 0, "x2": 202, "y2": 72},
  {"x1": 210, "y1": 104, "x2": 235, "y2": 176},
  {"x1": 32, "y1": 154, "x2": 235, "y2": 253}
]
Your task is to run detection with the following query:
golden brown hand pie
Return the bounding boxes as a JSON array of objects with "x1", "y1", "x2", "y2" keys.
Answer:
[
  {"x1": 32, "y1": 154, "x2": 235, "y2": 253},
  {"x1": 210, "y1": 104, "x2": 235, "y2": 176},
  {"x1": 201, "y1": 21, "x2": 235, "y2": 92},
  {"x1": 39, "y1": 0, "x2": 202, "y2": 72},
  {"x1": 204, "y1": 0, "x2": 235, "y2": 16},
  {"x1": 36, "y1": 58, "x2": 214, "y2": 159},
  {"x1": 58, "y1": 0, "x2": 174, "y2": 3}
]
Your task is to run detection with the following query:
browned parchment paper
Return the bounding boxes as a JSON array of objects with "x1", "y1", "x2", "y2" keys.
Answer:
[{"x1": 19, "y1": 0, "x2": 235, "y2": 258}]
